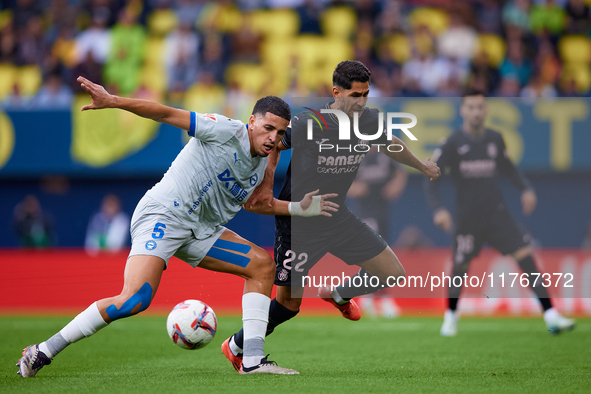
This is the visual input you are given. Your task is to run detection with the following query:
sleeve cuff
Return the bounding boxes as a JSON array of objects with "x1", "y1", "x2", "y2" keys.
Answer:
[{"x1": 188, "y1": 111, "x2": 196, "y2": 137}]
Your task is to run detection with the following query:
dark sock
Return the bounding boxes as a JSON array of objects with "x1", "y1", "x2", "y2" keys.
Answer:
[
  {"x1": 517, "y1": 254, "x2": 552, "y2": 311},
  {"x1": 448, "y1": 297, "x2": 459, "y2": 311},
  {"x1": 233, "y1": 298, "x2": 299, "y2": 349},
  {"x1": 448, "y1": 263, "x2": 468, "y2": 312},
  {"x1": 335, "y1": 268, "x2": 388, "y2": 300}
]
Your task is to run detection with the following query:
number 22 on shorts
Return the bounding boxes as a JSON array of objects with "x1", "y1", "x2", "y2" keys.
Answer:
[{"x1": 283, "y1": 250, "x2": 308, "y2": 272}]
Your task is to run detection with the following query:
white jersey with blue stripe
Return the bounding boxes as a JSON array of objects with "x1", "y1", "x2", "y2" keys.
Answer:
[{"x1": 145, "y1": 112, "x2": 267, "y2": 240}]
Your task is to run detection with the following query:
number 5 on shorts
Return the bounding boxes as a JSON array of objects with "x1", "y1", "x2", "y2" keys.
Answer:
[{"x1": 152, "y1": 223, "x2": 166, "y2": 239}]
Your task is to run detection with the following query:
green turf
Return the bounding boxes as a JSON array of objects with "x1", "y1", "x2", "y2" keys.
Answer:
[{"x1": 1, "y1": 315, "x2": 589, "y2": 393}]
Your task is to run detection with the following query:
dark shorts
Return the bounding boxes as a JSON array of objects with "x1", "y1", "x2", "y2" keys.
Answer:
[
  {"x1": 453, "y1": 207, "x2": 529, "y2": 267},
  {"x1": 274, "y1": 208, "x2": 388, "y2": 286}
]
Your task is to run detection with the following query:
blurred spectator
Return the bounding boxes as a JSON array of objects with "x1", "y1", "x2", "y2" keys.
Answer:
[
  {"x1": 469, "y1": 51, "x2": 501, "y2": 94},
  {"x1": 200, "y1": 35, "x2": 227, "y2": 84},
  {"x1": 164, "y1": 18, "x2": 200, "y2": 93},
  {"x1": 0, "y1": 20, "x2": 19, "y2": 63},
  {"x1": 74, "y1": 8, "x2": 111, "y2": 65},
  {"x1": 437, "y1": 12, "x2": 477, "y2": 61},
  {"x1": 402, "y1": 49, "x2": 451, "y2": 96},
  {"x1": 476, "y1": 0, "x2": 503, "y2": 34},
  {"x1": 499, "y1": 41, "x2": 532, "y2": 87},
  {"x1": 71, "y1": 52, "x2": 104, "y2": 93},
  {"x1": 31, "y1": 72, "x2": 73, "y2": 108},
  {"x1": 496, "y1": 76, "x2": 522, "y2": 96},
  {"x1": 558, "y1": 76, "x2": 589, "y2": 97},
  {"x1": 175, "y1": 0, "x2": 206, "y2": 22},
  {"x1": 13, "y1": 195, "x2": 54, "y2": 248},
  {"x1": 229, "y1": 13, "x2": 261, "y2": 63},
  {"x1": 529, "y1": 0, "x2": 567, "y2": 37},
  {"x1": 535, "y1": 38, "x2": 561, "y2": 86},
  {"x1": 104, "y1": 9, "x2": 147, "y2": 96},
  {"x1": 565, "y1": 0, "x2": 591, "y2": 34},
  {"x1": 2, "y1": 83, "x2": 32, "y2": 108},
  {"x1": 17, "y1": 15, "x2": 47, "y2": 66},
  {"x1": 297, "y1": 0, "x2": 323, "y2": 34},
  {"x1": 520, "y1": 73, "x2": 558, "y2": 98},
  {"x1": 502, "y1": 0, "x2": 531, "y2": 33},
  {"x1": 85, "y1": 194, "x2": 130, "y2": 255},
  {"x1": 12, "y1": 0, "x2": 43, "y2": 29}
]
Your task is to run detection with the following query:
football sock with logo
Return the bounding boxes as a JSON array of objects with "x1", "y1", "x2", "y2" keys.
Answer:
[
  {"x1": 516, "y1": 255, "x2": 552, "y2": 311},
  {"x1": 241, "y1": 292, "x2": 270, "y2": 368},
  {"x1": 333, "y1": 268, "x2": 388, "y2": 303},
  {"x1": 39, "y1": 302, "x2": 108, "y2": 358},
  {"x1": 231, "y1": 298, "x2": 298, "y2": 355}
]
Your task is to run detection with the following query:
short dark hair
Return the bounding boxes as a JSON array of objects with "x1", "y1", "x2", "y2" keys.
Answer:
[
  {"x1": 462, "y1": 88, "x2": 487, "y2": 101},
  {"x1": 252, "y1": 96, "x2": 291, "y2": 122},
  {"x1": 332, "y1": 60, "x2": 371, "y2": 90}
]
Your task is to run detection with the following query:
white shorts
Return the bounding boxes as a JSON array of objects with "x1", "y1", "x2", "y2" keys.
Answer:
[{"x1": 129, "y1": 196, "x2": 225, "y2": 268}]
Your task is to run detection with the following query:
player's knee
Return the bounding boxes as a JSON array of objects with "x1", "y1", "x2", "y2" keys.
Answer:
[
  {"x1": 246, "y1": 248, "x2": 275, "y2": 280},
  {"x1": 276, "y1": 293, "x2": 302, "y2": 311},
  {"x1": 106, "y1": 282, "x2": 153, "y2": 321}
]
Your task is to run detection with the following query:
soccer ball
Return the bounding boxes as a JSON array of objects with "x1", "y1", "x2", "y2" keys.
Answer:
[{"x1": 167, "y1": 300, "x2": 217, "y2": 350}]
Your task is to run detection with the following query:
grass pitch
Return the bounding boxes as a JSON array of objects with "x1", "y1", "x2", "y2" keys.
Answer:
[{"x1": 1, "y1": 315, "x2": 589, "y2": 393}]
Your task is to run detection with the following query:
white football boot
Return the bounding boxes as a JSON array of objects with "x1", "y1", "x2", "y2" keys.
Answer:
[
  {"x1": 440, "y1": 309, "x2": 459, "y2": 337},
  {"x1": 544, "y1": 308, "x2": 575, "y2": 335}
]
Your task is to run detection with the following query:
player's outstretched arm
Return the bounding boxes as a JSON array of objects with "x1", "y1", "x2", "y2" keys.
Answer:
[
  {"x1": 247, "y1": 143, "x2": 287, "y2": 209},
  {"x1": 245, "y1": 190, "x2": 339, "y2": 217},
  {"x1": 77, "y1": 76, "x2": 191, "y2": 131},
  {"x1": 382, "y1": 136, "x2": 441, "y2": 181}
]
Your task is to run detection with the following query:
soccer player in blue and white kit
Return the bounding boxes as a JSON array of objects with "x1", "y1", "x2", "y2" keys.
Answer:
[{"x1": 16, "y1": 76, "x2": 339, "y2": 377}]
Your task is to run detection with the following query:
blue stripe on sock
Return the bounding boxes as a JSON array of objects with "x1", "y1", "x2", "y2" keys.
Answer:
[
  {"x1": 206, "y1": 247, "x2": 251, "y2": 267},
  {"x1": 212, "y1": 238, "x2": 252, "y2": 254}
]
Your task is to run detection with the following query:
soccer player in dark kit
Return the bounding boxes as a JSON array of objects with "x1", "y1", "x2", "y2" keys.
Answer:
[
  {"x1": 221, "y1": 60, "x2": 441, "y2": 371},
  {"x1": 424, "y1": 90, "x2": 575, "y2": 336}
]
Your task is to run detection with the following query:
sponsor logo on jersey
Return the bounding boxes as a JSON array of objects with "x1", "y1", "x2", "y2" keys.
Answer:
[
  {"x1": 487, "y1": 143, "x2": 498, "y2": 158},
  {"x1": 233, "y1": 152, "x2": 240, "y2": 164},
  {"x1": 217, "y1": 169, "x2": 248, "y2": 203},
  {"x1": 188, "y1": 180, "x2": 213, "y2": 214},
  {"x1": 174, "y1": 200, "x2": 180, "y2": 207},
  {"x1": 458, "y1": 144, "x2": 470, "y2": 155},
  {"x1": 145, "y1": 240, "x2": 157, "y2": 250},
  {"x1": 202, "y1": 114, "x2": 217, "y2": 122},
  {"x1": 459, "y1": 160, "x2": 496, "y2": 178},
  {"x1": 250, "y1": 173, "x2": 258, "y2": 186}
]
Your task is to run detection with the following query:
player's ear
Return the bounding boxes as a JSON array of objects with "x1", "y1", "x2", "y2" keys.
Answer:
[
  {"x1": 248, "y1": 114, "x2": 256, "y2": 128},
  {"x1": 332, "y1": 86, "x2": 340, "y2": 98}
]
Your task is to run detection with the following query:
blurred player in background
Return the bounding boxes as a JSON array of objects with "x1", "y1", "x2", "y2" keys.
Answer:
[
  {"x1": 347, "y1": 146, "x2": 408, "y2": 318},
  {"x1": 222, "y1": 60, "x2": 441, "y2": 372},
  {"x1": 16, "y1": 76, "x2": 340, "y2": 378},
  {"x1": 424, "y1": 89, "x2": 575, "y2": 336}
]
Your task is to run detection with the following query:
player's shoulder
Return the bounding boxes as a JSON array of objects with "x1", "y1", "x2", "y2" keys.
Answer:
[
  {"x1": 292, "y1": 110, "x2": 314, "y2": 123},
  {"x1": 440, "y1": 130, "x2": 464, "y2": 147},
  {"x1": 201, "y1": 112, "x2": 246, "y2": 136},
  {"x1": 484, "y1": 128, "x2": 503, "y2": 141}
]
